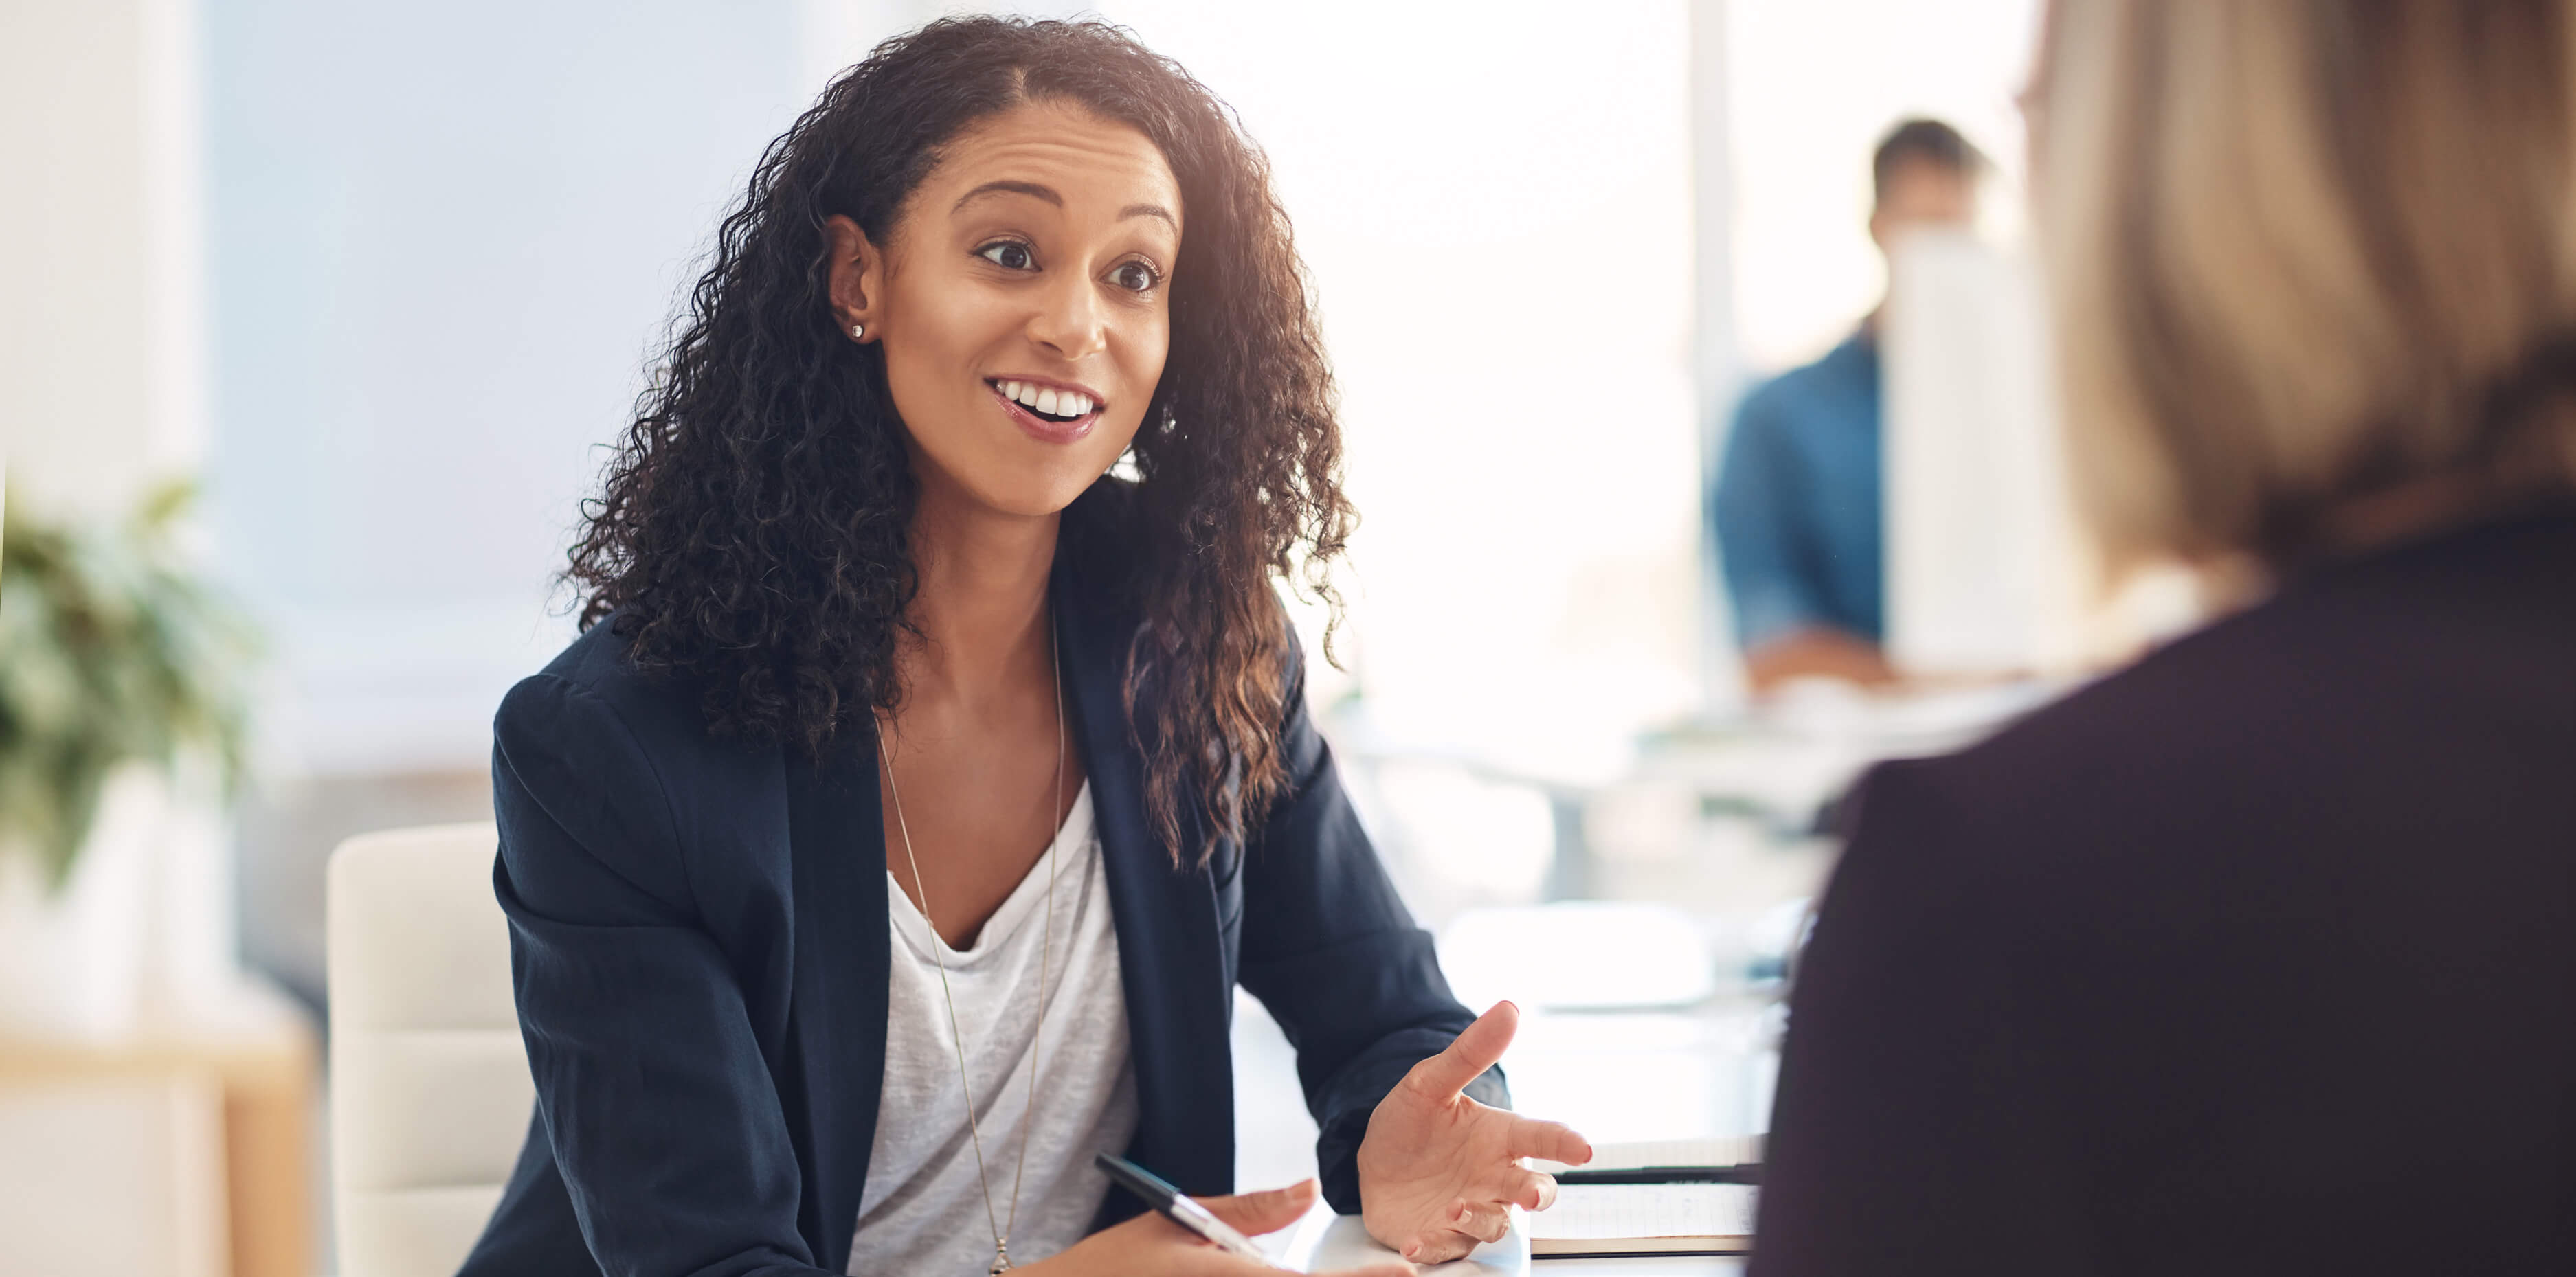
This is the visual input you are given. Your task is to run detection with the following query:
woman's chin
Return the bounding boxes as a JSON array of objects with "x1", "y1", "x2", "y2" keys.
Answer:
[
  {"x1": 905, "y1": 432, "x2": 1116, "y2": 522},
  {"x1": 950, "y1": 466, "x2": 1111, "y2": 521}
]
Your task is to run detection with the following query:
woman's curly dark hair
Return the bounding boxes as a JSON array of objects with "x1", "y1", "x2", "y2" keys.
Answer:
[{"x1": 565, "y1": 16, "x2": 1352, "y2": 863}]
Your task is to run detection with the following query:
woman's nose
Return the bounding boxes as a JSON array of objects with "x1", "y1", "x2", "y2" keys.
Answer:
[{"x1": 1028, "y1": 273, "x2": 1108, "y2": 361}]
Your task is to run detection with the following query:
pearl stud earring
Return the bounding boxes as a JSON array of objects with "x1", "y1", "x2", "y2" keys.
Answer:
[{"x1": 851, "y1": 323, "x2": 866, "y2": 339}]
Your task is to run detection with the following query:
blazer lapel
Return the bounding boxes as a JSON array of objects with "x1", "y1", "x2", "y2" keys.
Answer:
[
  {"x1": 1057, "y1": 578, "x2": 1239, "y2": 1198},
  {"x1": 782, "y1": 726, "x2": 887, "y2": 1272}
]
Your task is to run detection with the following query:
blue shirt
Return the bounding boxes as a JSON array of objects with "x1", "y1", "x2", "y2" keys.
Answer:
[{"x1": 1712, "y1": 332, "x2": 1884, "y2": 648}]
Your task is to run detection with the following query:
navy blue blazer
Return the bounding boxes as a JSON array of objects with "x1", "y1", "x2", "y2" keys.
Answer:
[
  {"x1": 1752, "y1": 504, "x2": 2576, "y2": 1274},
  {"x1": 458, "y1": 486, "x2": 1501, "y2": 1277}
]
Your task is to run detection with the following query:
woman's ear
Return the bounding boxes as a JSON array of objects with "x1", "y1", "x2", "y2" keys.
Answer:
[{"x1": 824, "y1": 214, "x2": 883, "y2": 343}]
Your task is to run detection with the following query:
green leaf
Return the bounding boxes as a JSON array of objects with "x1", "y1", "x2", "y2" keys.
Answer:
[{"x1": 0, "y1": 482, "x2": 262, "y2": 895}]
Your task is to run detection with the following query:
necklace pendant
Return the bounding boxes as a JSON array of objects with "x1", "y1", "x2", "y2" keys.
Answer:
[{"x1": 989, "y1": 1247, "x2": 1013, "y2": 1274}]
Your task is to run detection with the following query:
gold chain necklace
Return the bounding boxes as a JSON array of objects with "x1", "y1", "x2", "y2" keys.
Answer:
[{"x1": 874, "y1": 615, "x2": 1065, "y2": 1276}]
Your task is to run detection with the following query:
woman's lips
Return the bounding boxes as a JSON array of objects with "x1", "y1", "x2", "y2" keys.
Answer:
[{"x1": 988, "y1": 380, "x2": 1100, "y2": 444}]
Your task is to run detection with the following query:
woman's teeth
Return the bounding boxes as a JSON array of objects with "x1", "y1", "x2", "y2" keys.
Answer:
[{"x1": 994, "y1": 379, "x2": 1096, "y2": 421}]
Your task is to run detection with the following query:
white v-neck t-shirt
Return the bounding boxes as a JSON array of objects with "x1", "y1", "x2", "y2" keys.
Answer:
[{"x1": 849, "y1": 782, "x2": 1140, "y2": 1276}]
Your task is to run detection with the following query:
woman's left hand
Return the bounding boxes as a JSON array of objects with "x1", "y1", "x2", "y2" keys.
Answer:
[{"x1": 1355, "y1": 1001, "x2": 1593, "y2": 1264}]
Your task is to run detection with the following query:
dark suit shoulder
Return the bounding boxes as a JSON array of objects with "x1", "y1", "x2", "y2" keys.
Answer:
[
  {"x1": 520, "y1": 615, "x2": 699, "y2": 735},
  {"x1": 512, "y1": 616, "x2": 780, "y2": 776},
  {"x1": 1850, "y1": 508, "x2": 2576, "y2": 947},
  {"x1": 1918, "y1": 509, "x2": 2576, "y2": 825},
  {"x1": 495, "y1": 618, "x2": 785, "y2": 916}
]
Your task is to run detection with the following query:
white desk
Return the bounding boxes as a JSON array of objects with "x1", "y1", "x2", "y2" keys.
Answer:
[
  {"x1": 1233, "y1": 996, "x2": 1773, "y2": 1276},
  {"x1": 1229, "y1": 885, "x2": 1784, "y2": 1276}
]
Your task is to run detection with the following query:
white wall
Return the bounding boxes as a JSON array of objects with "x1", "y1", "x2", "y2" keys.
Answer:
[
  {"x1": 1726, "y1": 0, "x2": 2042, "y2": 372},
  {"x1": 1090, "y1": 0, "x2": 1707, "y2": 771},
  {"x1": 0, "y1": 0, "x2": 208, "y2": 518},
  {"x1": 203, "y1": 0, "x2": 829, "y2": 772},
  {"x1": 0, "y1": 0, "x2": 251, "y2": 1044}
]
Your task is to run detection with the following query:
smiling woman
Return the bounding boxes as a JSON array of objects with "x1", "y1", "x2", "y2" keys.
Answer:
[
  {"x1": 567, "y1": 23, "x2": 1334, "y2": 862},
  {"x1": 464, "y1": 16, "x2": 1590, "y2": 1277},
  {"x1": 825, "y1": 105, "x2": 1183, "y2": 518}
]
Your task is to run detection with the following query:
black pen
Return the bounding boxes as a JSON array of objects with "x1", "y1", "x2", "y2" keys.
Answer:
[
  {"x1": 1553, "y1": 1162, "x2": 1763, "y2": 1186},
  {"x1": 1095, "y1": 1152, "x2": 1276, "y2": 1265}
]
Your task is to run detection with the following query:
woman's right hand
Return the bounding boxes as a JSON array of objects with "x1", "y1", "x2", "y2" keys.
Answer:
[{"x1": 1032, "y1": 1178, "x2": 1410, "y2": 1277}]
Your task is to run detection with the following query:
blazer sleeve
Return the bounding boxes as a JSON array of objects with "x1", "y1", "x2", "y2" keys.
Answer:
[
  {"x1": 491, "y1": 674, "x2": 837, "y2": 1277},
  {"x1": 1749, "y1": 760, "x2": 2094, "y2": 1277},
  {"x1": 1234, "y1": 637, "x2": 1510, "y2": 1215}
]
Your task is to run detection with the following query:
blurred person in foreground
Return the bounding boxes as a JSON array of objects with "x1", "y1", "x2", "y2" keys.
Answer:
[
  {"x1": 1712, "y1": 119, "x2": 1982, "y2": 694},
  {"x1": 462, "y1": 18, "x2": 1585, "y2": 1277},
  {"x1": 1756, "y1": 3, "x2": 2576, "y2": 1273}
]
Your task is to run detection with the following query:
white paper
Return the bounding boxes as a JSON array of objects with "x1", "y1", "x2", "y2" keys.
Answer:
[
  {"x1": 1526, "y1": 1184, "x2": 1756, "y2": 1242},
  {"x1": 1279, "y1": 1205, "x2": 1530, "y2": 1276}
]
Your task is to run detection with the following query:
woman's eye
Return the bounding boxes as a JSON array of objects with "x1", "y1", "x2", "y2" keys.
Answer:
[
  {"x1": 1111, "y1": 261, "x2": 1161, "y2": 292},
  {"x1": 977, "y1": 240, "x2": 1035, "y2": 271}
]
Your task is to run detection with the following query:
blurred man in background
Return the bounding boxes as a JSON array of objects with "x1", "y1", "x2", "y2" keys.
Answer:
[{"x1": 1712, "y1": 118, "x2": 1982, "y2": 694}]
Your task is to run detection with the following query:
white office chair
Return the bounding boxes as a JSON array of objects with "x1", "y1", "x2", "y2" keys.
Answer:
[{"x1": 326, "y1": 823, "x2": 533, "y2": 1277}]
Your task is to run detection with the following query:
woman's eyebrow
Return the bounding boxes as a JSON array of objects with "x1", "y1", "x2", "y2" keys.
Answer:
[
  {"x1": 951, "y1": 180, "x2": 1176, "y2": 232},
  {"x1": 1120, "y1": 203, "x2": 1177, "y2": 231},
  {"x1": 953, "y1": 179, "x2": 1061, "y2": 212}
]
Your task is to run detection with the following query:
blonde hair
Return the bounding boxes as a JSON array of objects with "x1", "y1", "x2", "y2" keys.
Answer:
[{"x1": 2034, "y1": 0, "x2": 2576, "y2": 571}]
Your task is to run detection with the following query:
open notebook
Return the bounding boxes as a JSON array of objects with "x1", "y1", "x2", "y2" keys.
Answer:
[{"x1": 1524, "y1": 1138, "x2": 1761, "y2": 1259}]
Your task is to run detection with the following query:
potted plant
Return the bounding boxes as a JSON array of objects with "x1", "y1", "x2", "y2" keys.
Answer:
[{"x1": 0, "y1": 481, "x2": 260, "y2": 1037}]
